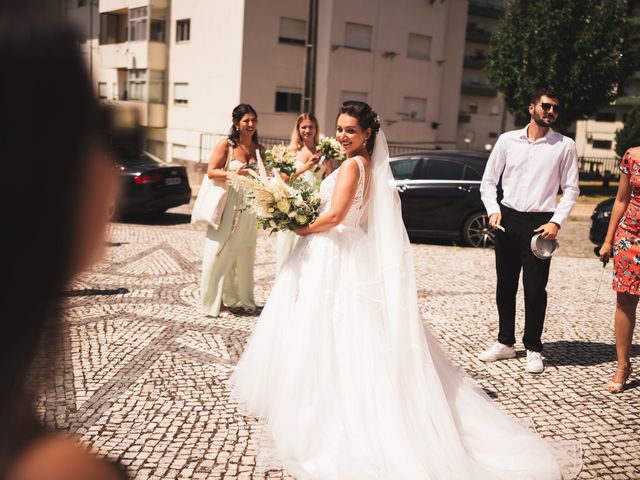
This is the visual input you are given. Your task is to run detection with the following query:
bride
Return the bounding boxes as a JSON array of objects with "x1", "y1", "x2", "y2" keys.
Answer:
[{"x1": 230, "y1": 101, "x2": 581, "y2": 479}]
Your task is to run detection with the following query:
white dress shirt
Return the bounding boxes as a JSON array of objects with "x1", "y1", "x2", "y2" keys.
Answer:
[{"x1": 480, "y1": 126, "x2": 580, "y2": 226}]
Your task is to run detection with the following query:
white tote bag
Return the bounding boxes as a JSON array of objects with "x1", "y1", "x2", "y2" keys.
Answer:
[{"x1": 191, "y1": 143, "x2": 232, "y2": 228}]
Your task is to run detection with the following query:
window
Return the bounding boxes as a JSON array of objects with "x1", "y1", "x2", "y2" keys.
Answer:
[
  {"x1": 174, "y1": 82, "x2": 189, "y2": 105},
  {"x1": 592, "y1": 140, "x2": 613, "y2": 150},
  {"x1": 98, "y1": 82, "x2": 108, "y2": 99},
  {"x1": 402, "y1": 97, "x2": 427, "y2": 122},
  {"x1": 99, "y1": 12, "x2": 127, "y2": 44},
  {"x1": 275, "y1": 87, "x2": 302, "y2": 113},
  {"x1": 463, "y1": 166, "x2": 482, "y2": 180},
  {"x1": 279, "y1": 17, "x2": 306, "y2": 46},
  {"x1": 420, "y1": 159, "x2": 464, "y2": 181},
  {"x1": 150, "y1": 18, "x2": 166, "y2": 42},
  {"x1": 595, "y1": 112, "x2": 617, "y2": 122},
  {"x1": 149, "y1": 70, "x2": 165, "y2": 103},
  {"x1": 78, "y1": 0, "x2": 87, "y2": 6},
  {"x1": 176, "y1": 19, "x2": 190, "y2": 42},
  {"x1": 390, "y1": 159, "x2": 420, "y2": 180},
  {"x1": 468, "y1": 103, "x2": 478, "y2": 114},
  {"x1": 127, "y1": 69, "x2": 146, "y2": 101},
  {"x1": 488, "y1": 132, "x2": 498, "y2": 138},
  {"x1": 129, "y1": 7, "x2": 148, "y2": 41},
  {"x1": 407, "y1": 33, "x2": 431, "y2": 60},
  {"x1": 340, "y1": 91, "x2": 368, "y2": 104},
  {"x1": 345, "y1": 22, "x2": 372, "y2": 51},
  {"x1": 172, "y1": 143, "x2": 188, "y2": 161}
]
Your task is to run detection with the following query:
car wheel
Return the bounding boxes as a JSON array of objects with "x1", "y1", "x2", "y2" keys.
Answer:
[{"x1": 462, "y1": 212, "x2": 496, "y2": 248}]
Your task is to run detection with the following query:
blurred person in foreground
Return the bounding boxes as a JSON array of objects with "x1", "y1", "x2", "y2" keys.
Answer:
[{"x1": 1, "y1": 1, "x2": 125, "y2": 478}]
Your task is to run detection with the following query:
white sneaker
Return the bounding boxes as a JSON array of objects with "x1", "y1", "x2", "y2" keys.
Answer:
[
  {"x1": 478, "y1": 342, "x2": 516, "y2": 362},
  {"x1": 526, "y1": 350, "x2": 544, "y2": 374}
]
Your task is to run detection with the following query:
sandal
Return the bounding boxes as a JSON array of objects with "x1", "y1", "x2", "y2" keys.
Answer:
[{"x1": 606, "y1": 367, "x2": 632, "y2": 394}]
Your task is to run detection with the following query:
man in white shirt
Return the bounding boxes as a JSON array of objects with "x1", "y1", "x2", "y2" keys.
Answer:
[{"x1": 478, "y1": 88, "x2": 579, "y2": 373}]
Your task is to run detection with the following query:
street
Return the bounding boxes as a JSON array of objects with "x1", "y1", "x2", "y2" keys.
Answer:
[{"x1": 39, "y1": 207, "x2": 640, "y2": 480}]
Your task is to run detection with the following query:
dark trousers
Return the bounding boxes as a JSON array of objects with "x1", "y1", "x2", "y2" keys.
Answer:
[{"x1": 495, "y1": 205, "x2": 554, "y2": 352}]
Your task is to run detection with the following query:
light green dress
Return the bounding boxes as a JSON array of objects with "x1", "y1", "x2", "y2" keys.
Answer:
[
  {"x1": 201, "y1": 159, "x2": 257, "y2": 316},
  {"x1": 275, "y1": 155, "x2": 328, "y2": 274}
]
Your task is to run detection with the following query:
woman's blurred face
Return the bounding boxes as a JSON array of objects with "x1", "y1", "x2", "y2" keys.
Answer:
[
  {"x1": 336, "y1": 113, "x2": 370, "y2": 157},
  {"x1": 238, "y1": 113, "x2": 257, "y2": 137},
  {"x1": 298, "y1": 119, "x2": 317, "y2": 144},
  {"x1": 73, "y1": 146, "x2": 120, "y2": 274}
]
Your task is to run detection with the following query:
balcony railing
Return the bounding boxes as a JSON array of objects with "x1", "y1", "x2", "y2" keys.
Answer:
[
  {"x1": 461, "y1": 83, "x2": 498, "y2": 97},
  {"x1": 465, "y1": 28, "x2": 492, "y2": 44},
  {"x1": 469, "y1": 0, "x2": 505, "y2": 19},
  {"x1": 458, "y1": 113, "x2": 472, "y2": 124},
  {"x1": 463, "y1": 56, "x2": 488, "y2": 70}
]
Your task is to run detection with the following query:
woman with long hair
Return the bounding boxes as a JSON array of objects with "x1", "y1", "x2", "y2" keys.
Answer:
[
  {"x1": 1, "y1": 2, "x2": 124, "y2": 478},
  {"x1": 230, "y1": 101, "x2": 580, "y2": 479},
  {"x1": 201, "y1": 104, "x2": 262, "y2": 317},
  {"x1": 599, "y1": 146, "x2": 639, "y2": 393},
  {"x1": 276, "y1": 113, "x2": 332, "y2": 273}
]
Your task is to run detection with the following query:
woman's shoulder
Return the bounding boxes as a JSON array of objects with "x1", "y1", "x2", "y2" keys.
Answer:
[
  {"x1": 7, "y1": 435, "x2": 127, "y2": 480},
  {"x1": 627, "y1": 146, "x2": 640, "y2": 160}
]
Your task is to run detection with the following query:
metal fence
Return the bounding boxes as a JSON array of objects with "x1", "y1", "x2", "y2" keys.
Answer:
[
  {"x1": 198, "y1": 132, "x2": 443, "y2": 162},
  {"x1": 578, "y1": 156, "x2": 621, "y2": 177}
]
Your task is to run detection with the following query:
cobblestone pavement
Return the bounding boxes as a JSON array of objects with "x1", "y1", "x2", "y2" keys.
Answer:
[{"x1": 38, "y1": 207, "x2": 639, "y2": 479}]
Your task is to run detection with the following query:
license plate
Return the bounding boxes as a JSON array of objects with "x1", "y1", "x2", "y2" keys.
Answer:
[{"x1": 165, "y1": 177, "x2": 182, "y2": 186}]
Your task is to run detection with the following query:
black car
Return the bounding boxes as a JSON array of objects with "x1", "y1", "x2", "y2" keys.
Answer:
[
  {"x1": 390, "y1": 151, "x2": 494, "y2": 247},
  {"x1": 590, "y1": 198, "x2": 614, "y2": 245},
  {"x1": 114, "y1": 149, "x2": 192, "y2": 215}
]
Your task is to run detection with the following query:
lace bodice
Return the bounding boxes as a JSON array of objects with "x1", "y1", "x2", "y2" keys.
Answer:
[{"x1": 319, "y1": 157, "x2": 366, "y2": 228}]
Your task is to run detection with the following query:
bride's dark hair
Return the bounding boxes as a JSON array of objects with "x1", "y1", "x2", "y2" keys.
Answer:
[{"x1": 338, "y1": 101, "x2": 381, "y2": 154}]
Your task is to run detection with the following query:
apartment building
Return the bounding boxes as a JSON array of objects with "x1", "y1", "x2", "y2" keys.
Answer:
[
  {"x1": 456, "y1": 0, "x2": 514, "y2": 152},
  {"x1": 64, "y1": 0, "x2": 468, "y2": 164}
]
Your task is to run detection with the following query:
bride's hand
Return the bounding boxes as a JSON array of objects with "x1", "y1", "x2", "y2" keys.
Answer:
[{"x1": 294, "y1": 225, "x2": 311, "y2": 236}]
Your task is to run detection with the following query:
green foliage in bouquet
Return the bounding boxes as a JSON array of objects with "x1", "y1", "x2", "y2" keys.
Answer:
[{"x1": 317, "y1": 137, "x2": 346, "y2": 164}]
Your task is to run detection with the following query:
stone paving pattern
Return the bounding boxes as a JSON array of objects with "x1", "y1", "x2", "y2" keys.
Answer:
[{"x1": 36, "y1": 206, "x2": 639, "y2": 479}]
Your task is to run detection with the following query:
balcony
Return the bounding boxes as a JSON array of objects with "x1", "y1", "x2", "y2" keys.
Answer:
[
  {"x1": 109, "y1": 100, "x2": 166, "y2": 128},
  {"x1": 458, "y1": 113, "x2": 472, "y2": 124},
  {"x1": 100, "y1": 43, "x2": 129, "y2": 69},
  {"x1": 464, "y1": 55, "x2": 488, "y2": 70},
  {"x1": 465, "y1": 27, "x2": 492, "y2": 44},
  {"x1": 469, "y1": 0, "x2": 505, "y2": 19},
  {"x1": 461, "y1": 83, "x2": 498, "y2": 97}
]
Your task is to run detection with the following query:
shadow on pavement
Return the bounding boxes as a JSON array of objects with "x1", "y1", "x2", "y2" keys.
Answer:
[
  {"x1": 544, "y1": 340, "x2": 640, "y2": 368},
  {"x1": 118, "y1": 212, "x2": 192, "y2": 226},
  {"x1": 63, "y1": 288, "x2": 130, "y2": 297}
]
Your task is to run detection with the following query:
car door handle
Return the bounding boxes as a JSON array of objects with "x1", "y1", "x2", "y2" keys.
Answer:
[{"x1": 457, "y1": 185, "x2": 472, "y2": 192}]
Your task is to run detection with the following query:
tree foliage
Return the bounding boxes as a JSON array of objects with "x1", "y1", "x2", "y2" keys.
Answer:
[
  {"x1": 615, "y1": 106, "x2": 640, "y2": 157},
  {"x1": 487, "y1": 0, "x2": 640, "y2": 131}
]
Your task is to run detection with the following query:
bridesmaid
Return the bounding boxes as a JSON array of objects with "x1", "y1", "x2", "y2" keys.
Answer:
[
  {"x1": 201, "y1": 104, "x2": 262, "y2": 317},
  {"x1": 599, "y1": 146, "x2": 640, "y2": 393},
  {"x1": 275, "y1": 113, "x2": 332, "y2": 274}
]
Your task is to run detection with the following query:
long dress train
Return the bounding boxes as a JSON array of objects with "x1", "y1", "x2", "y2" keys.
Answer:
[{"x1": 230, "y1": 134, "x2": 581, "y2": 479}]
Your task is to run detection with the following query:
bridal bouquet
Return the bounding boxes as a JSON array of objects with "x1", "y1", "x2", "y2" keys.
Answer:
[
  {"x1": 227, "y1": 152, "x2": 321, "y2": 232},
  {"x1": 316, "y1": 136, "x2": 346, "y2": 167},
  {"x1": 263, "y1": 144, "x2": 297, "y2": 177}
]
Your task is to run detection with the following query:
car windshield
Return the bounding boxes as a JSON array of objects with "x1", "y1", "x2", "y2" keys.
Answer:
[{"x1": 114, "y1": 148, "x2": 166, "y2": 167}]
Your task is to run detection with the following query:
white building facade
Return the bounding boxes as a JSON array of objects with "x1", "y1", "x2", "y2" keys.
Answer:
[{"x1": 65, "y1": 0, "x2": 470, "y2": 168}]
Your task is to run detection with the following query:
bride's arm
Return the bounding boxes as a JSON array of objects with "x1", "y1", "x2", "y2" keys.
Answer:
[{"x1": 294, "y1": 159, "x2": 360, "y2": 235}]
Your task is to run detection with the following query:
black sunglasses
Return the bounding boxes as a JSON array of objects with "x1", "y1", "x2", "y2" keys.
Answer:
[{"x1": 539, "y1": 102, "x2": 561, "y2": 113}]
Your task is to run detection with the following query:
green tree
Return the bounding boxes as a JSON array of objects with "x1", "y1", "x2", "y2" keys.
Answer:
[
  {"x1": 487, "y1": 0, "x2": 640, "y2": 131},
  {"x1": 615, "y1": 106, "x2": 640, "y2": 156}
]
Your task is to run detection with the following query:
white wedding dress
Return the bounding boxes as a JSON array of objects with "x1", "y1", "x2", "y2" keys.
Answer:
[{"x1": 230, "y1": 132, "x2": 581, "y2": 480}]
